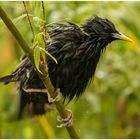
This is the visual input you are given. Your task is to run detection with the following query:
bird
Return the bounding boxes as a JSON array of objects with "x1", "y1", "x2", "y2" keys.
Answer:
[{"x1": 0, "y1": 16, "x2": 132, "y2": 120}]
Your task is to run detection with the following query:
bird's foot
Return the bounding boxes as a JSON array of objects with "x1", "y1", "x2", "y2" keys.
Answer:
[
  {"x1": 54, "y1": 88, "x2": 63, "y2": 102},
  {"x1": 47, "y1": 88, "x2": 63, "y2": 103},
  {"x1": 56, "y1": 109, "x2": 73, "y2": 128},
  {"x1": 22, "y1": 87, "x2": 62, "y2": 103}
]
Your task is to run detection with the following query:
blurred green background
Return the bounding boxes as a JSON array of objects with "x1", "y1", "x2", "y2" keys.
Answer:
[{"x1": 0, "y1": 1, "x2": 140, "y2": 138}]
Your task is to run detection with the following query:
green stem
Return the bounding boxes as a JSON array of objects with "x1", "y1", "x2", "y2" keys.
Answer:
[{"x1": 0, "y1": 6, "x2": 79, "y2": 139}]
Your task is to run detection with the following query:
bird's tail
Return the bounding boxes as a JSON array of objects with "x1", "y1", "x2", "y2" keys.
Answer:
[{"x1": 0, "y1": 74, "x2": 17, "y2": 84}]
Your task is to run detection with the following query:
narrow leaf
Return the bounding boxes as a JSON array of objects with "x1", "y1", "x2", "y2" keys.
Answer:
[
  {"x1": 34, "y1": 33, "x2": 45, "y2": 48},
  {"x1": 34, "y1": 46, "x2": 42, "y2": 73},
  {"x1": 40, "y1": 48, "x2": 58, "y2": 64},
  {"x1": 13, "y1": 14, "x2": 34, "y2": 25}
]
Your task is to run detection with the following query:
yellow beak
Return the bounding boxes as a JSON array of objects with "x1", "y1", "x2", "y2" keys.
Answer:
[{"x1": 112, "y1": 32, "x2": 133, "y2": 42}]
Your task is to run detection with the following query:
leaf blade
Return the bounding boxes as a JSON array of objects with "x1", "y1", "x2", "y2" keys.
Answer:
[
  {"x1": 40, "y1": 47, "x2": 58, "y2": 64},
  {"x1": 33, "y1": 46, "x2": 42, "y2": 73}
]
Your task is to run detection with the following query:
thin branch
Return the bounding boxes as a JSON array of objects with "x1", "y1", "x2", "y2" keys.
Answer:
[
  {"x1": 23, "y1": 1, "x2": 35, "y2": 40},
  {"x1": 38, "y1": 115, "x2": 55, "y2": 138},
  {"x1": 41, "y1": 1, "x2": 48, "y2": 49},
  {"x1": 41, "y1": 1, "x2": 48, "y2": 67},
  {"x1": 41, "y1": 1, "x2": 47, "y2": 35},
  {"x1": 0, "y1": 6, "x2": 79, "y2": 139}
]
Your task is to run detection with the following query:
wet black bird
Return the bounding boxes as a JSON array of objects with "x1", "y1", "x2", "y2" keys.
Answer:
[{"x1": 0, "y1": 16, "x2": 132, "y2": 117}]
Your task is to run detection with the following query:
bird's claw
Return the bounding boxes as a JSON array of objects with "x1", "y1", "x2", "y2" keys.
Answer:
[
  {"x1": 55, "y1": 88, "x2": 63, "y2": 102},
  {"x1": 56, "y1": 109, "x2": 73, "y2": 128},
  {"x1": 48, "y1": 88, "x2": 62, "y2": 103}
]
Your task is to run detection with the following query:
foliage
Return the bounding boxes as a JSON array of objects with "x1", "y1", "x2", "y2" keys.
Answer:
[
  {"x1": 33, "y1": 33, "x2": 57, "y2": 74},
  {"x1": 0, "y1": 1, "x2": 140, "y2": 138}
]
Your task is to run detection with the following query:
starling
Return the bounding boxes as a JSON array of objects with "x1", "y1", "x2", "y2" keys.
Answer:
[{"x1": 0, "y1": 16, "x2": 132, "y2": 118}]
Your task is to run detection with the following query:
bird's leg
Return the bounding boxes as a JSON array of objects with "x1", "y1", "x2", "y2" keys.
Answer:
[
  {"x1": 22, "y1": 88, "x2": 54, "y2": 103},
  {"x1": 22, "y1": 87, "x2": 62, "y2": 103},
  {"x1": 57, "y1": 109, "x2": 73, "y2": 128}
]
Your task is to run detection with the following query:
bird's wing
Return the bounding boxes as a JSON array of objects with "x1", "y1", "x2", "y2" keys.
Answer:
[
  {"x1": 45, "y1": 22, "x2": 89, "y2": 100},
  {"x1": 47, "y1": 22, "x2": 87, "y2": 59}
]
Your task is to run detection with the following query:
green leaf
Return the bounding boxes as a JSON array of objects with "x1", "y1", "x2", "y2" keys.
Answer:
[
  {"x1": 34, "y1": 33, "x2": 45, "y2": 48},
  {"x1": 40, "y1": 48, "x2": 58, "y2": 64},
  {"x1": 33, "y1": 46, "x2": 42, "y2": 74},
  {"x1": 33, "y1": 45, "x2": 57, "y2": 74},
  {"x1": 13, "y1": 14, "x2": 33, "y2": 25}
]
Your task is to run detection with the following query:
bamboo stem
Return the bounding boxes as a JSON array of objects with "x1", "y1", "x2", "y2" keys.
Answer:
[{"x1": 38, "y1": 115, "x2": 55, "y2": 138}]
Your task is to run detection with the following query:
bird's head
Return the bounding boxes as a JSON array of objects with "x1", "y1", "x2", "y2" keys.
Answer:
[{"x1": 82, "y1": 16, "x2": 133, "y2": 43}]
